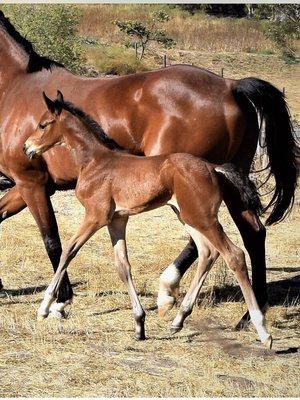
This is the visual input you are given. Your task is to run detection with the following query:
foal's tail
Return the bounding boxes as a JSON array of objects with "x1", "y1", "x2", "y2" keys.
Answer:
[{"x1": 215, "y1": 163, "x2": 262, "y2": 215}]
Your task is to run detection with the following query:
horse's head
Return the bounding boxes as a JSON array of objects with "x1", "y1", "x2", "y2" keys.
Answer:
[{"x1": 24, "y1": 90, "x2": 65, "y2": 159}]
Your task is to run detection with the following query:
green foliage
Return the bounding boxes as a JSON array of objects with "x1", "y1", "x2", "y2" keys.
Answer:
[
  {"x1": 88, "y1": 45, "x2": 146, "y2": 75},
  {"x1": 114, "y1": 9, "x2": 175, "y2": 59},
  {"x1": 1, "y1": 5, "x2": 84, "y2": 73},
  {"x1": 254, "y1": 5, "x2": 299, "y2": 62},
  {"x1": 176, "y1": 4, "x2": 247, "y2": 17}
]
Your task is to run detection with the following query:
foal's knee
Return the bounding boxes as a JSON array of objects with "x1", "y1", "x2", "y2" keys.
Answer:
[{"x1": 226, "y1": 248, "x2": 247, "y2": 274}]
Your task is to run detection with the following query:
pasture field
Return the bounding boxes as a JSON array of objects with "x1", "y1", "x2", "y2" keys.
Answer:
[
  {"x1": 0, "y1": 5, "x2": 299, "y2": 397},
  {"x1": 0, "y1": 188, "x2": 299, "y2": 397}
]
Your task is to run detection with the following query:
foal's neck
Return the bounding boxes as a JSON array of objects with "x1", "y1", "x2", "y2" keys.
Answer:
[{"x1": 63, "y1": 119, "x2": 112, "y2": 166}]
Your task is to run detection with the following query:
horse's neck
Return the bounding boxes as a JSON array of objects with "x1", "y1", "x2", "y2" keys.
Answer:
[{"x1": 0, "y1": 26, "x2": 28, "y2": 89}]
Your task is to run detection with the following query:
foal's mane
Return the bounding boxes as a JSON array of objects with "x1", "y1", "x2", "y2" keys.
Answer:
[
  {"x1": 60, "y1": 100, "x2": 125, "y2": 152},
  {"x1": 0, "y1": 10, "x2": 64, "y2": 73}
]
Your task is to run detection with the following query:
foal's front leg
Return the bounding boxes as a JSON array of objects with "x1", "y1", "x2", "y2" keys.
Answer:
[
  {"x1": 38, "y1": 216, "x2": 102, "y2": 319},
  {"x1": 108, "y1": 215, "x2": 146, "y2": 340}
]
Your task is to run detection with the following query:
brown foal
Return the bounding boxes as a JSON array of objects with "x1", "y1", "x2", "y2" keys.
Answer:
[{"x1": 24, "y1": 92, "x2": 272, "y2": 347}]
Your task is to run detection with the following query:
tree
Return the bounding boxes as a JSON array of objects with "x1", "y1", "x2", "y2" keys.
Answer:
[
  {"x1": 0, "y1": 5, "x2": 84, "y2": 73},
  {"x1": 176, "y1": 4, "x2": 247, "y2": 18},
  {"x1": 255, "y1": 5, "x2": 299, "y2": 62},
  {"x1": 114, "y1": 9, "x2": 175, "y2": 60}
]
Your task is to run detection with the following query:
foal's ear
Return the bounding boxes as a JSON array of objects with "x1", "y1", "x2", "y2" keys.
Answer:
[
  {"x1": 52, "y1": 90, "x2": 64, "y2": 116},
  {"x1": 43, "y1": 92, "x2": 56, "y2": 114},
  {"x1": 56, "y1": 90, "x2": 64, "y2": 104}
]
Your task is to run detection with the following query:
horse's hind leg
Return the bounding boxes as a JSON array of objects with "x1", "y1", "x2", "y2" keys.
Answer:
[
  {"x1": 157, "y1": 240, "x2": 198, "y2": 317},
  {"x1": 170, "y1": 226, "x2": 219, "y2": 333},
  {"x1": 157, "y1": 204, "x2": 198, "y2": 317},
  {"x1": 108, "y1": 215, "x2": 146, "y2": 340},
  {"x1": 179, "y1": 221, "x2": 272, "y2": 348}
]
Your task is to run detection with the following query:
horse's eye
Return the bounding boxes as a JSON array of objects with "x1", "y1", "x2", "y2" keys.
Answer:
[{"x1": 38, "y1": 123, "x2": 47, "y2": 130}]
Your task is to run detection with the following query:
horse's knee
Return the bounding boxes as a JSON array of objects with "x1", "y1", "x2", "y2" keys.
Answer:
[{"x1": 43, "y1": 235, "x2": 62, "y2": 260}]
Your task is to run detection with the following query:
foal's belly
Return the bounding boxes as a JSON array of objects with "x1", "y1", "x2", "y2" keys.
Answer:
[{"x1": 114, "y1": 191, "x2": 171, "y2": 217}]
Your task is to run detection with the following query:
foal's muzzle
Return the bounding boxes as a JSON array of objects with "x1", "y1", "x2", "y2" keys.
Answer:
[{"x1": 23, "y1": 142, "x2": 38, "y2": 160}]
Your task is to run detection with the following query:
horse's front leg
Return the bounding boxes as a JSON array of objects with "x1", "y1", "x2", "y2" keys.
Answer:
[
  {"x1": 37, "y1": 215, "x2": 102, "y2": 319},
  {"x1": 0, "y1": 186, "x2": 27, "y2": 290},
  {"x1": 18, "y1": 182, "x2": 73, "y2": 317},
  {"x1": 108, "y1": 215, "x2": 146, "y2": 340}
]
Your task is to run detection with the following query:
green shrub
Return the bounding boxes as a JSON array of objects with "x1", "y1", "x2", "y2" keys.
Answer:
[
  {"x1": 1, "y1": 4, "x2": 84, "y2": 73},
  {"x1": 86, "y1": 45, "x2": 147, "y2": 75}
]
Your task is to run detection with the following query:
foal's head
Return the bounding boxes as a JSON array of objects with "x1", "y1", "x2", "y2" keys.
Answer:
[
  {"x1": 24, "y1": 90, "x2": 124, "y2": 159},
  {"x1": 24, "y1": 91, "x2": 66, "y2": 159}
]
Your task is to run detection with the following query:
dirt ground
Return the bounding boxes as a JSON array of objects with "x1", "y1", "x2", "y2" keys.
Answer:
[{"x1": 0, "y1": 188, "x2": 299, "y2": 397}]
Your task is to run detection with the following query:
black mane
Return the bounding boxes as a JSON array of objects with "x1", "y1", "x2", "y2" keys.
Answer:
[
  {"x1": 60, "y1": 100, "x2": 125, "y2": 152},
  {"x1": 0, "y1": 10, "x2": 64, "y2": 73}
]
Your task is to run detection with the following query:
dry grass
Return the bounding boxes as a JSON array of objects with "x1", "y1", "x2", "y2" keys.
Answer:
[
  {"x1": 77, "y1": 5, "x2": 300, "y2": 119},
  {"x1": 0, "y1": 5, "x2": 299, "y2": 396},
  {"x1": 78, "y1": 4, "x2": 276, "y2": 54},
  {"x1": 0, "y1": 188, "x2": 299, "y2": 397}
]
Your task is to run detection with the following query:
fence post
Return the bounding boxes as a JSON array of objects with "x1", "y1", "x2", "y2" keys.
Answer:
[
  {"x1": 134, "y1": 42, "x2": 138, "y2": 58},
  {"x1": 163, "y1": 54, "x2": 167, "y2": 68}
]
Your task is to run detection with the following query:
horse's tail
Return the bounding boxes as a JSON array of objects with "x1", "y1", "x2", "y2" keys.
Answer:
[
  {"x1": 233, "y1": 77, "x2": 299, "y2": 225},
  {"x1": 215, "y1": 163, "x2": 262, "y2": 215}
]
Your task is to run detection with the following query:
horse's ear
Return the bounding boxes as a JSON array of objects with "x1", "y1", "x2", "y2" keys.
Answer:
[
  {"x1": 43, "y1": 92, "x2": 56, "y2": 114},
  {"x1": 56, "y1": 90, "x2": 64, "y2": 104}
]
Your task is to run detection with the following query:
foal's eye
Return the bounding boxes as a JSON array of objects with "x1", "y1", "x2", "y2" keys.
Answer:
[{"x1": 38, "y1": 123, "x2": 47, "y2": 130}]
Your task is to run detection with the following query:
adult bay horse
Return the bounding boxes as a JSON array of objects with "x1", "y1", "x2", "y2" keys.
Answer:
[
  {"x1": 23, "y1": 91, "x2": 272, "y2": 347},
  {"x1": 0, "y1": 11, "x2": 298, "y2": 322}
]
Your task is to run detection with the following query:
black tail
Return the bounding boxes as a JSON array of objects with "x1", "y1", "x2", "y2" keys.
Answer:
[
  {"x1": 234, "y1": 77, "x2": 299, "y2": 225},
  {"x1": 215, "y1": 163, "x2": 262, "y2": 215}
]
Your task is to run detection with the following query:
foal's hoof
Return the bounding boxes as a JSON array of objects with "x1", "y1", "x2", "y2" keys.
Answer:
[
  {"x1": 157, "y1": 296, "x2": 176, "y2": 318},
  {"x1": 262, "y1": 335, "x2": 273, "y2": 350},
  {"x1": 170, "y1": 324, "x2": 183, "y2": 335},
  {"x1": 49, "y1": 309, "x2": 67, "y2": 319}
]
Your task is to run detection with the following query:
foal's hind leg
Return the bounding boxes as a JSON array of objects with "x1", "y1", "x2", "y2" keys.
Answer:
[
  {"x1": 174, "y1": 221, "x2": 272, "y2": 348},
  {"x1": 171, "y1": 226, "x2": 219, "y2": 333},
  {"x1": 108, "y1": 215, "x2": 146, "y2": 340},
  {"x1": 224, "y1": 197, "x2": 268, "y2": 330}
]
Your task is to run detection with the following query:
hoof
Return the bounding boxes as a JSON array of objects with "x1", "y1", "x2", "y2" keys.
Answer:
[
  {"x1": 49, "y1": 309, "x2": 67, "y2": 319},
  {"x1": 134, "y1": 333, "x2": 146, "y2": 341},
  {"x1": 37, "y1": 314, "x2": 48, "y2": 321},
  {"x1": 234, "y1": 314, "x2": 251, "y2": 331},
  {"x1": 157, "y1": 296, "x2": 175, "y2": 318},
  {"x1": 262, "y1": 335, "x2": 273, "y2": 350},
  {"x1": 170, "y1": 324, "x2": 183, "y2": 335}
]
